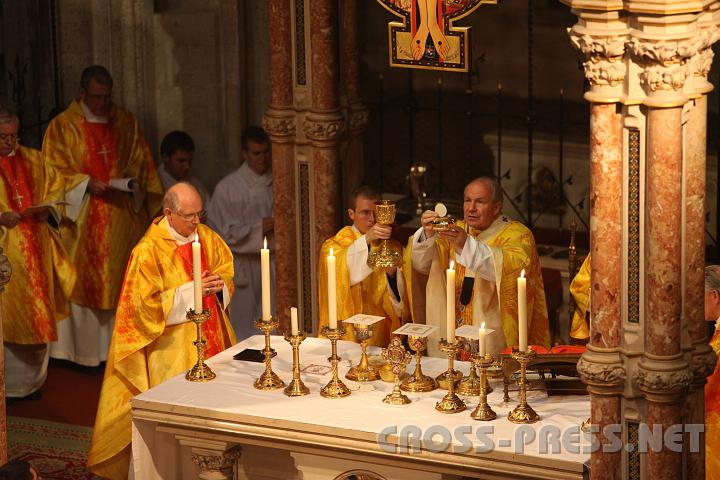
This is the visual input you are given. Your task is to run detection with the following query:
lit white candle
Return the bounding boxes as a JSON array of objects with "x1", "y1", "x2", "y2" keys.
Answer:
[
  {"x1": 478, "y1": 322, "x2": 486, "y2": 356},
  {"x1": 290, "y1": 307, "x2": 299, "y2": 336},
  {"x1": 447, "y1": 260, "x2": 456, "y2": 343},
  {"x1": 518, "y1": 269, "x2": 527, "y2": 351},
  {"x1": 327, "y1": 248, "x2": 337, "y2": 329},
  {"x1": 261, "y1": 237, "x2": 271, "y2": 320},
  {"x1": 192, "y1": 233, "x2": 202, "y2": 311}
]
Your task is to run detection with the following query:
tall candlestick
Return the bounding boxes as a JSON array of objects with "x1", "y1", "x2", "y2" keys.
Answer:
[
  {"x1": 478, "y1": 322, "x2": 486, "y2": 357},
  {"x1": 327, "y1": 248, "x2": 337, "y2": 329},
  {"x1": 261, "y1": 237, "x2": 271, "y2": 320},
  {"x1": 518, "y1": 269, "x2": 527, "y2": 351},
  {"x1": 447, "y1": 260, "x2": 456, "y2": 343},
  {"x1": 290, "y1": 307, "x2": 299, "y2": 336},
  {"x1": 192, "y1": 233, "x2": 202, "y2": 311}
]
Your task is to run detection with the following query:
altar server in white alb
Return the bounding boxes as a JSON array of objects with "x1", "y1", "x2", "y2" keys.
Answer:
[{"x1": 207, "y1": 126, "x2": 274, "y2": 340}]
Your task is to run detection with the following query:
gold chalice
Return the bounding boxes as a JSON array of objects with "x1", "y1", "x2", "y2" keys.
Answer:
[
  {"x1": 367, "y1": 200, "x2": 402, "y2": 270},
  {"x1": 401, "y1": 335, "x2": 436, "y2": 392}
]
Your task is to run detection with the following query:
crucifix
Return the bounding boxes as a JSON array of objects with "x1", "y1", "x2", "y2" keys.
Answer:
[
  {"x1": 98, "y1": 144, "x2": 111, "y2": 164},
  {"x1": 13, "y1": 188, "x2": 23, "y2": 208}
]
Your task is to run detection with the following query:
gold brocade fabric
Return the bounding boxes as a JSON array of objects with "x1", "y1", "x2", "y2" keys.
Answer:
[
  {"x1": 318, "y1": 226, "x2": 406, "y2": 347},
  {"x1": 87, "y1": 219, "x2": 236, "y2": 480},
  {"x1": 568, "y1": 254, "x2": 590, "y2": 341},
  {"x1": 0, "y1": 146, "x2": 76, "y2": 344},
  {"x1": 42, "y1": 100, "x2": 163, "y2": 310},
  {"x1": 706, "y1": 327, "x2": 720, "y2": 480},
  {"x1": 409, "y1": 218, "x2": 550, "y2": 351}
]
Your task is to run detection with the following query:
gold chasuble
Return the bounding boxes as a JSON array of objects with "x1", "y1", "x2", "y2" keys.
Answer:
[
  {"x1": 0, "y1": 146, "x2": 76, "y2": 344},
  {"x1": 568, "y1": 254, "x2": 590, "y2": 342},
  {"x1": 412, "y1": 216, "x2": 549, "y2": 357},
  {"x1": 87, "y1": 219, "x2": 236, "y2": 480},
  {"x1": 42, "y1": 100, "x2": 163, "y2": 310},
  {"x1": 706, "y1": 326, "x2": 720, "y2": 480},
  {"x1": 318, "y1": 226, "x2": 404, "y2": 347}
]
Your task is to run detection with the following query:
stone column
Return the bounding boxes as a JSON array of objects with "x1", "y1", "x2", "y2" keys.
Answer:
[
  {"x1": 264, "y1": 0, "x2": 297, "y2": 331},
  {"x1": 682, "y1": 10, "x2": 719, "y2": 478},
  {"x1": 0, "y1": 248, "x2": 11, "y2": 464},
  {"x1": 340, "y1": 0, "x2": 369, "y2": 205},
  {"x1": 306, "y1": 0, "x2": 345, "y2": 264},
  {"x1": 630, "y1": 26, "x2": 697, "y2": 480},
  {"x1": 568, "y1": 10, "x2": 628, "y2": 480}
]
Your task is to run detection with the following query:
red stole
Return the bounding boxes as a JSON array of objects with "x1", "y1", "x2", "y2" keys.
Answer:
[{"x1": 176, "y1": 241, "x2": 223, "y2": 357}]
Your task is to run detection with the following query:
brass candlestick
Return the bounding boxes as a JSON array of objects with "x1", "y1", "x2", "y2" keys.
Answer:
[
  {"x1": 436, "y1": 342, "x2": 463, "y2": 390},
  {"x1": 382, "y1": 337, "x2": 412, "y2": 405},
  {"x1": 507, "y1": 347, "x2": 540, "y2": 424},
  {"x1": 401, "y1": 335, "x2": 436, "y2": 392},
  {"x1": 345, "y1": 323, "x2": 379, "y2": 382},
  {"x1": 321, "y1": 326, "x2": 351, "y2": 398},
  {"x1": 470, "y1": 353, "x2": 497, "y2": 421},
  {"x1": 253, "y1": 317, "x2": 285, "y2": 390},
  {"x1": 367, "y1": 200, "x2": 402, "y2": 269},
  {"x1": 457, "y1": 358, "x2": 493, "y2": 396},
  {"x1": 284, "y1": 332, "x2": 310, "y2": 396},
  {"x1": 185, "y1": 309, "x2": 216, "y2": 382},
  {"x1": 435, "y1": 340, "x2": 466, "y2": 414}
]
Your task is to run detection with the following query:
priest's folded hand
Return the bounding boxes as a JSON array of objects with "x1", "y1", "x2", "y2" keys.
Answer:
[
  {"x1": 0, "y1": 211, "x2": 21, "y2": 228},
  {"x1": 200, "y1": 270, "x2": 224, "y2": 295}
]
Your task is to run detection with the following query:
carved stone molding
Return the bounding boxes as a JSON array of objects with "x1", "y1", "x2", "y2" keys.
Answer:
[
  {"x1": 347, "y1": 105, "x2": 370, "y2": 134},
  {"x1": 690, "y1": 344, "x2": 718, "y2": 384},
  {"x1": 0, "y1": 248, "x2": 11, "y2": 293},
  {"x1": 639, "y1": 62, "x2": 688, "y2": 92},
  {"x1": 567, "y1": 28, "x2": 628, "y2": 100},
  {"x1": 191, "y1": 446, "x2": 241, "y2": 480},
  {"x1": 635, "y1": 360, "x2": 692, "y2": 400},
  {"x1": 576, "y1": 356, "x2": 626, "y2": 387},
  {"x1": 628, "y1": 37, "x2": 698, "y2": 66},
  {"x1": 582, "y1": 60, "x2": 627, "y2": 87},
  {"x1": 568, "y1": 31, "x2": 626, "y2": 61},
  {"x1": 263, "y1": 108, "x2": 297, "y2": 140},
  {"x1": 303, "y1": 111, "x2": 346, "y2": 143}
]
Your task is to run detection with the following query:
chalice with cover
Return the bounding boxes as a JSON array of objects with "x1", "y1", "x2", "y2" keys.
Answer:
[{"x1": 367, "y1": 200, "x2": 402, "y2": 270}]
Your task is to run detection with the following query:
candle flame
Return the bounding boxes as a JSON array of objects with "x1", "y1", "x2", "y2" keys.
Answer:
[
  {"x1": 329, "y1": 247, "x2": 334, "y2": 257},
  {"x1": 263, "y1": 236, "x2": 267, "y2": 249},
  {"x1": 520, "y1": 269, "x2": 525, "y2": 278},
  {"x1": 480, "y1": 322, "x2": 485, "y2": 330},
  {"x1": 195, "y1": 232, "x2": 199, "y2": 243},
  {"x1": 449, "y1": 260, "x2": 455, "y2": 270}
]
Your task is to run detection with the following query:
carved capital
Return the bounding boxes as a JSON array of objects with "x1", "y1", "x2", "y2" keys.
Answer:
[
  {"x1": 303, "y1": 111, "x2": 345, "y2": 143},
  {"x1": 263, "y1": 107, "x2": 297, "y2": 140},
  {"x1": 567, "y1": 28, "x2": 628, "y2": 101},
  {"x1": 639, "y1": 62, "x2": 689, "y2": 92},
  {"x1": 628, "y1": 37, "x2": 698, "y2": 66},
  {"x1": 635, "y1": 360, "x2": 692, "y2": 400},
  {"x1": 347, "y1": 106, "x2": 370, "y2": 134},
  {"x1": 583, "y1": 60, "x2": 627, "y2": 87},
  {"x1": 191, "y1": 447, "x2": 241, "y2": 480},
  {"x1": 690, "y1": 344, "x2": 718, "y2": 384},
  {"x1": 0, "y1": 247, "x2": 11, "y2": 293},
  {"x1": 569, "y1": 31, "x2": 626, "y2": 61},
  {"x1": 577, "y1": 356, "x2": 626, "y2": 388}
]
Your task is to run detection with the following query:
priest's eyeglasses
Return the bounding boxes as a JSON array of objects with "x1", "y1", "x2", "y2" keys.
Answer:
[{"x1": 173, "y1": 209, "x2": 206, "y2": 221}]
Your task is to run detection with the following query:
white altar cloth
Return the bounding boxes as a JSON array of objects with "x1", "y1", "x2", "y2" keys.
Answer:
[{"x1": 132, "y1": 335, "x2": 590, "y2": 479}]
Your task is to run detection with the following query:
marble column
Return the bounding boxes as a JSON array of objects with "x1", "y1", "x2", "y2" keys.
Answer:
[
  {"x1": 340, "y1": 0, "x2": 369, "y2": 205},
  {"x1": 264, "y1": 0, "x2": 297, "y2": 332},
  {"x1": 567, "y1": 11, "x2": 628, "y2": 479},
  {"x1": 306, "y1": 0, "x2": 345, "y2": 259},
  {"x1": 0, "y1": 248, "x2": 11, "y2": 463}
]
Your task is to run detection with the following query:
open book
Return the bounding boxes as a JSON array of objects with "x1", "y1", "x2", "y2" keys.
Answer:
[{"x1": 108, "y1": 177, "x2": 144, "y2": 213}]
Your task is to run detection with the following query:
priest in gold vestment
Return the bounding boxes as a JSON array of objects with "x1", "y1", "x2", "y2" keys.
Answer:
[
  {"x1": 42, "y1": 65, "x2": 163, "y2": 367},
  {"x1": 411, "y1": 177, "x2": 549, "y2": 357},
  {"x1": 568, "y1": 254, "x2": 590, "y2": 344},
  {"x1": 88, "y1": 183, "x2": 235, "y2": 479},
  {"x1": 705, "y1": 265, "x2": 720, "y2": 480},
  {"x1": 0, "y1": 109, "x2": 84, "y2": 397},
  {"x1": 318, "y1": 186, "x2": 406, "y2": 346}
]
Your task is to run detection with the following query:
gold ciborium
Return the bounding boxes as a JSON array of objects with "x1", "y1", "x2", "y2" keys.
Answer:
[
  {"x1": 185, "y1": 309, "x2": 216, "y2": 382},
  {"x1": 401, "y1": 335, "x2": 436, "y2": 392},
  {"x1": 382, "y1": 336, "x2": 412, "y2": 405},
  {"x1": 367, "y1": 200, "x2": 402, "y2": 270}
]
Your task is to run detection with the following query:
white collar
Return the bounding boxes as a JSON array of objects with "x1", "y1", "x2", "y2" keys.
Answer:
[
  {"x1": 164, "y1": 217, "x2": 195, "y2": 245},
  {"x1": 80, "y1": 101, "x2": 109, "y2": 124},
  {"x1": 1, "y1": 149, "x2": 16, "y2": 157}
]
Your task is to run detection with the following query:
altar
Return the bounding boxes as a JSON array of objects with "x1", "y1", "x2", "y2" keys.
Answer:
[{"x1": 131, "y1": 336, "x2": 590, "y2": 480}]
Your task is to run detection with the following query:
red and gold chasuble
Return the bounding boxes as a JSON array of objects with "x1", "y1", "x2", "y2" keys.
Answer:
[
  {"x1": 88, "y1": 219, "x2": 235, "y2": 480},
  {"x1": 706, "y1": 327, "x2": 720, "y2": 480},
  {"x1": 42, "y1": 100, "x2": 163, "y2": 310},
  {"x1": 0, "y1": 146, "x2": 75, "y2": 344}
]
